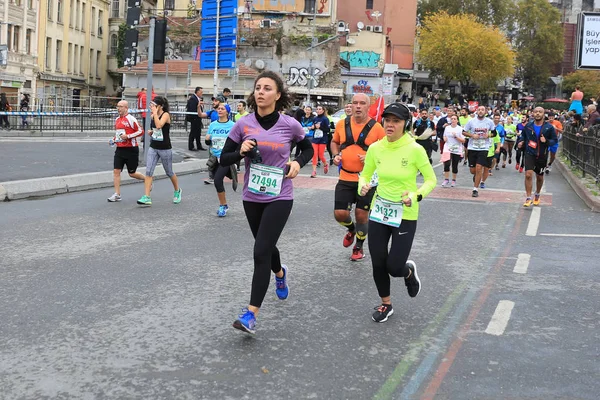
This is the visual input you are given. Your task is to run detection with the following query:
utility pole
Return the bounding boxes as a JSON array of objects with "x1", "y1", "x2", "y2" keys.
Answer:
[
  {"x1": 144, "y1": 17, "x2": 156, "y2": 165},
  {"x1": 307, "y1": 4, "x2": 317, "y2": 106},
  {"x1": 213, "y1": 0, "x2": 221, "y2": 98}
]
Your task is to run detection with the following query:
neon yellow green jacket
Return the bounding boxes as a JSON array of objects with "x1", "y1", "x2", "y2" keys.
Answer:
[{"x1": 359, "y1": 133, "x2": 437, "y2": 221}]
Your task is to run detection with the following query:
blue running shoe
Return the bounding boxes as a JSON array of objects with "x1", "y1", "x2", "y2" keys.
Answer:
[
  {"x1": 217, "y1": 204, "x2": 228, "y2": 217},
  {"x1": 275, "y1": 265, "x2": 289, "y2": 300},
  {"x1": 233, "y1": 308, "x2": 256, "y2": 334}
]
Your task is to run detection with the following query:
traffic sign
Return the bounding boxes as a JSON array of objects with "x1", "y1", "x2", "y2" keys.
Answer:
[
  {"x1": 200, "y1": 35, "x2": 237, "y2": 51},
  {"x1": 200, "y1": 16, "x2": 237, "y2": 37},
  {"x1": 201, "y1": 0, "x2": 237, "y2": 18},
  {"x1": 200, "y1": 50, "x2": 236, "y2": 69}
]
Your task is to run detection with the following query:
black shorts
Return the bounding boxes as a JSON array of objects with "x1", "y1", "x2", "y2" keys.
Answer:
[
  {"x1": 487, "y1": 155, "x2": 495, "y2": 168},
  {"x1": 463, "y1": 138, "x2": 469, "y2": 148},
  {"x1": 524, "y1": 153, "x2": 547, "y2": 176},
  {"x1": 114, "y1": 147, "x2": 140, "y2": 173},
  {"x1": 467, "y1": 150, "x2": 488, "y2": 168},
  {"x1": 334, "y1": 180, "x2": 376, "y2": 211}
]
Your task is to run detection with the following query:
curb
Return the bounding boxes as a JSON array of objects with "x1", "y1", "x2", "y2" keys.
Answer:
[
  {"x1": 555, "y1": 158, "x2": 600, "y2": 212},
  {"x1": 1, "y1": 159, "x2": 208, "y2": 202}
]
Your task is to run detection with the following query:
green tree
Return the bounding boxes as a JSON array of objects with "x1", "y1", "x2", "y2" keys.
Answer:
[
  {"x1": 562, "y1": 70, "x2": 600, "y2": 100},
  {"x1": 418, "y1": 0, "x2": 515, "y2": 29},
  {"x1": 513, "y1": 0, "x2": 564, "y2": 91},
  {"x1": 417, "y1": 12, "x2": 515, "y2": 96},
  {"x1": 117, "y1": 23, "x2": 127, "y2": 68}
]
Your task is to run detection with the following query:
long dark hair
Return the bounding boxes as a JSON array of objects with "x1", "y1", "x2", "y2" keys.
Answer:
[
  {"x1": 246, "y1": 71, "x2": 291, "y2": 113},
  {"x1": 153, "y1": 95, "x2": 169, "y2": 112}
]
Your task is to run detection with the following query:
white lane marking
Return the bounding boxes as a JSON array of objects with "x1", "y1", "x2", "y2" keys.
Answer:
[
  {"x1": 485, "y1": 300, "x2": 515, "y2": 336},
  {"x1": 513, "y1": 253, "x2": 531, "y2": 274},
  {"x1": 540, "y1": 233, "x2": 600, "y2": 238},
  {"x1": 525, "y1": 207, "x2": 541, "y2": 236}
]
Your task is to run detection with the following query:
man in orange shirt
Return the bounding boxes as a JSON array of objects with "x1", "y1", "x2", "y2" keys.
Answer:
[
  {"x1": 331, "y1": 93, "x2": 385, "y2": 261},
  {"x1": 546, "y1": 113, "x2": 563, "y2": 174}
]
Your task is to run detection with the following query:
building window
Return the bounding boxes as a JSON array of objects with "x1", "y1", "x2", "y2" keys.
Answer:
[
  {"x1": 75, "y1": 1, "x2": 80, "y2": 29},
  {"x1": 68, "y1": 43, "x2": 73, "y2": 72},
  {"x1": 366, "y1": 0, "x2": 373, "y2": 9},
  {"x1": 81, "y1": 3, "x2": 86, "y2": 32},
  {"x1": 91, "y1": 7, "x2": 96, "y2": 35},
  {"x1": 165, "y1": 0, "x2": 174, "y2": 10},
  {"x1": 28, "y1": 0, "x2": 33, "y2": 9},
  {"x1": 304, "y1": 0, "x2": 315, "y2": 14},
  {"x1": 98, "y1": 10, "x2": 103, "y2": 36},
  {"x1": 56, "y1": 40, "x2": 62, "y2": 71},
  {"x1": 45, "y1": 38, "x2": 52, "y2": 69},
  {"x1": 6, "y1": 25, "x2": 12, "y2": 51},
  {"x1": 69, "y1": 0, "x2": 74, "y2": 26},
  {"x1": 48, "y1": 0, "x2": 53, "y2": 21},
  {"x1": 26, "y1": 29, "x2": 31, "y2": 54},
  {"x1": 96, "y1": 51, "x2": 101, "y2": 78},
  {"x1": 111, "y1": 0, "x2": 120, "y2": 18},
  {"x1": 79, "y1": 47, "x2": 84, "y2": 74},
  {"x1": 74, "y1": 44, "x2": 78, "y2": 74},
  {"x1": 13, "y1": 26, "x2": 20, "y2": 53},
  {"x1": 89, "y1": 49, "x2": 93, "y2": 77},
  {"x1": 15, "y1": 0, "x2": 22, "y2": 6},
  {"x1": 57, "y1": 0, "x2": 63, "y2": 23},
  {"x1": 110, "y1": 34, "x2": 118, "y2": 56}
]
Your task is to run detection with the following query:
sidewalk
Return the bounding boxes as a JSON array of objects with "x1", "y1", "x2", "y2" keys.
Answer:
[
  {"x1": 555, "y1": 157, "x2": 600, "y2": 212},
  {"x1": 0, "y1": 159, "x2": 209, "y2": 201},
  {"x1": 0, "y1": 129, "x2": 194, "y2": 138}
]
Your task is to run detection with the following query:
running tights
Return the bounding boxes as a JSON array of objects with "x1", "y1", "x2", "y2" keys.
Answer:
[
  {"x1": 368, "y1": 219, "x2": 417, "y2": 298},
  {"x1": 443, "y1": 153, "x2": 462, "y2": 174},
  {"x1": 213, "y1": 163, "x2": 229, "y2": 193},
  {"x1": 243, "y1": 200, "x2": 293, "y2": 308}
]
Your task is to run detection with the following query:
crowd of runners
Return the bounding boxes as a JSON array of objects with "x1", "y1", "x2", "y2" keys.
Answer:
[{"x1": 104, "y1": 70, "x2": 585, "y2": 334}]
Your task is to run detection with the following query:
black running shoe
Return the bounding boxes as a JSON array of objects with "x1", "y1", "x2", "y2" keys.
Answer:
[
  {"x1": 372, "y1": 304, "x2": 394, "y2": 323},
  {"x1": 405, "y1": 261, "x2": 421, "y2": 298},
  {"x1": 472, "y1": 189, "x2": 479, "y2": 197}
]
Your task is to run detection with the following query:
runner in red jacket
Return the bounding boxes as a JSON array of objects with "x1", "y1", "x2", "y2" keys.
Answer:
[{"x1": 107, "y1": 100, "x2": 146, "y2": 202}]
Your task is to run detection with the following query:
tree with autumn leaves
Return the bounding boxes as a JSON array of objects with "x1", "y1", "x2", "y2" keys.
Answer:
[
  {"x1": 416, "y1": 12, "x2": 515, "y2": 96},
  {"x1": 562, "y1": 70, "x2": 600, "y2": 101}
]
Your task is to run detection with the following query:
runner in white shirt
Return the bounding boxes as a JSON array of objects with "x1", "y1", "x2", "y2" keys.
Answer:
[
  {"x1": 441, "y1": 115, "x2": 466, "y2": 187},
  {"x1": 463, "y1": 106, "x2": 496, "y2": 197}
]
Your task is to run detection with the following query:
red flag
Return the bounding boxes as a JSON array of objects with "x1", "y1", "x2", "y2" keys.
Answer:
[{"x1": 368, "y1": 96, "x2": 385, "y2": 122}]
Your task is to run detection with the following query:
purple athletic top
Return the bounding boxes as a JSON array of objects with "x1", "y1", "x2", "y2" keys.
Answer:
[{"x1": 228, "y1": 113, "x2": 305, "y2": 203}]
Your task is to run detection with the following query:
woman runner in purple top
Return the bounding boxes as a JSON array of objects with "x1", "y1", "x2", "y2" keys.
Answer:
[{"x1": 220, "y1": 71, "x2": 314, "y2": 334}]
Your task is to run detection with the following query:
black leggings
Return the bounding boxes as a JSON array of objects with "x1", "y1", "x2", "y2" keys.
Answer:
[
  {"x1": 443, "y1": 153, "x2": 461, "y2": 174},
  {"x1": 368, "y1": 219, "x2": 417, "y2": 299},
  {"x1": 213, "y1": 163, "x2": 229, "y2": 193},
  {"x1": 243, "y1": 200, "x2": 293, "y2": 308}
]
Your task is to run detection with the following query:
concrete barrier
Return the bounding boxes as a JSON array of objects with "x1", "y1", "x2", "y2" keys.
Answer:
[{"x1": 1, "y1": 159, "x2": 207, "y2": 201}]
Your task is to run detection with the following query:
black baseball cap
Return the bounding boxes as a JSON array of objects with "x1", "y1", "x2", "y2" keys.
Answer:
[{"x1": 382, "y1": 103, "x2": 411, "y2": 120}]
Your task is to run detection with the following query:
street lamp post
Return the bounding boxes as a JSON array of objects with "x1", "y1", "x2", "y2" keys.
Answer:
[{"x1": 307, "y1": 4, "x2": 317, "y2": 106}]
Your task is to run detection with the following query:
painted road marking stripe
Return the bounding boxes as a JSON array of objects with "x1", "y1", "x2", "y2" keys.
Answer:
[
  {"x1": 420, "y1": 208, "x2": 525, "y2": 399},
  {"x1": 485, "y1": 300, "x2": 515, "y2": 336},
  {"x1": 513, "y1": 253, "x2": 530, "y2": 274},
  {"x1": 540, "y1": 233, "x2": 600, "y2": 238},
  {"x1": 525, "y1": 207, "x2": 541, "y2": 236}
]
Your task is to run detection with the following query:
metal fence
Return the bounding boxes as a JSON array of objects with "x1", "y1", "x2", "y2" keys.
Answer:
[
  {"x1": 562, "y1": 123, "x2": 600, "y2": 187},
  {"x1": 0, "y1": 105, "x2": 212, "y2": 133}
]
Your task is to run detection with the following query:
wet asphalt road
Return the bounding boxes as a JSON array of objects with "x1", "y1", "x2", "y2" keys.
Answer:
[{"x1": 1, "y1": 156, "x2": 599, "y2": 399}]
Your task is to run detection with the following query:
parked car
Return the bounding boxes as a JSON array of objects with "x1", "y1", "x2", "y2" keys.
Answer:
[{"x1": 330, "y1": 109, "x2": 346, "y2": 132}]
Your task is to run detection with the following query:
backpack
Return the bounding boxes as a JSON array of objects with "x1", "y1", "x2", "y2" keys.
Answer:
[{"x1": 340, "y1": 117, "x2": 376, "y2": 152}]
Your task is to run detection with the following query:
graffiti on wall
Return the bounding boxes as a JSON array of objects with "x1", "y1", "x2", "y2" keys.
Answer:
[
  {"x1": 247, "y1": 0, "x2": 331, "y2": 14},
  {"x1": 287, "y1": 67, "x2": 321, "y2": 87},
  {"x1": 351, "y1": 80, "x2": 374, "y2": 95},
  {"x1": 340, "y1": 50, "x2": 381, "y2": 69}
]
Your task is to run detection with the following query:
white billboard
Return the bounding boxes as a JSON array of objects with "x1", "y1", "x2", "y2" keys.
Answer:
[{"x1": 576, "y1": 12, "x2": 600, "y2": 69}]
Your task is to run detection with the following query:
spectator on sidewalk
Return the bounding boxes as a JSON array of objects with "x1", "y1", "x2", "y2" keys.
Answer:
[
  {"x1": 0, "y1": 92, "x2": 11, "y2": 129},
  {"x1": 20, "y1": 94, "x2": 30, "y2": 128},
  {"x1": 186, "y1": 87, "x2": 207, "y2": 151}
]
